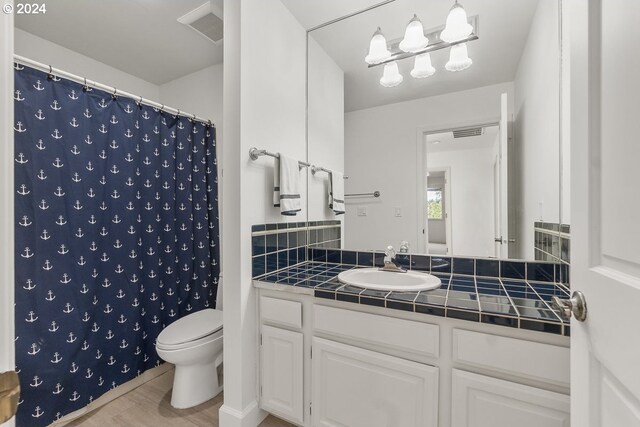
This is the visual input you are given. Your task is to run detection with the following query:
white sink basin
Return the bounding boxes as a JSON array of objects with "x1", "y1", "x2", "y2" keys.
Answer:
[{"x1": 337, "y1": 268, "x2": 441, "y2": 292}]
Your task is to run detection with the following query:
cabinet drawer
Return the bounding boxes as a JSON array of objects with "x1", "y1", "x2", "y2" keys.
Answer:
[
  {"x1": 314, "y1": 305, "x2": 439, "y2": 358},
  {"x1": 452, "y1": 329, "x2": 569, "y2": 386},
  {"x1": 260, "y1": 296, "x2": 302, "y2": 329}
]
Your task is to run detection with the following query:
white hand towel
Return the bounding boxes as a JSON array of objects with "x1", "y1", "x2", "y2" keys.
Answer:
[
  {"x1": 329, "y1": 171, "x2": 345, "y2": 215},
  {"x1": 276, "y1": 154, "x2": 301, "y2": 216}
]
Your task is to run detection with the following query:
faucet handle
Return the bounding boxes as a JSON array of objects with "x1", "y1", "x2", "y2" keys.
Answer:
[{"x1": 385, "y1": 245, "x2": 396, "y2": 261}]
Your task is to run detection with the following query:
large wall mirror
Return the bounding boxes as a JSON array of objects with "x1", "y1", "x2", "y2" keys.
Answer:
[{"x1": 306, "y1": 0, "x2": 569, "y2": 263}]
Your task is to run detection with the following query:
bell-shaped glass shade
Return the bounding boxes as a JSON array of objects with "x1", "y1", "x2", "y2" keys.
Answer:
[
  {"x1": 365, "y1": 27, "x2": 392, "y2": 64},
  {"x1": 399, "y1": 14, "x2": 429, "y2": 53},
  {"x1": 440, "y1": 2, "x2": 473, "y2": 43},
  {"x1": 411, "y1": 53, "x2": 436, "y2": 78},
  {"x1": 380, "y1": 62, "x2": 403, "y2": 87},
  {"x1": 445, "y1": 43, "x2": 472, "y2": 72}
]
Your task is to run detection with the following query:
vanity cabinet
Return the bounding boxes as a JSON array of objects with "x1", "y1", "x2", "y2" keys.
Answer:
[
  {"x1": 259, "y1": 297, "x2": 305, "y2": 425},
  {"x1": 451, "y1": 370, "x2": 570, "y2": 427},
  {"x1": 260, "y1": 325, "x2": 304, "y2": 425},
  {"x1": 256, "y1": 291, "x2": 570, "y2": 427},
  {"x1": 312, "y1": 337, "x2": 439, "y2": 427}
]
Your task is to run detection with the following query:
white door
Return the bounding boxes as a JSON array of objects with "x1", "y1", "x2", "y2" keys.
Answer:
[
  {"x1": 498, "y1": 93, "x2": 509, "y2": 258},
  {"x1": 568, "y1": 0, "x2": 640, "y2": 425},
  {"x1": 260, "y1": 325, "x2": 304, "y2": 425},
  {"x1": 312, "y1": 337, "x2": 438, "y2": 427},
  {"x1": 0, "y1": 3, "x2": 17, "y2": 427}
]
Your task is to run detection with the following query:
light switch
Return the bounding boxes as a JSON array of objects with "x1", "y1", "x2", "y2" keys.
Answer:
[
  {"x1": 394, "y1": 207, "x2": 402, "y2": 217},
  {"x1": 357, "y1": 206, "x2": 367, "y2": 216}
]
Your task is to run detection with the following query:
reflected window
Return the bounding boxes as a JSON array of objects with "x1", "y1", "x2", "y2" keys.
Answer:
[{"x1": 427, "y1": 188, "x2": 443, "y2": 220}]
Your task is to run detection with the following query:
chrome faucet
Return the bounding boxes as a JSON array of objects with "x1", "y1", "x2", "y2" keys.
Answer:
[{"x1": 379, "y1": 246, "x2": 407, "y2": 273}]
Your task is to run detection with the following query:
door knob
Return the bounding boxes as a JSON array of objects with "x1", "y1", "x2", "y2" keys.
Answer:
[
  {"x1": 0, "y1": 371, "x2": 20, "y2": 423},
  {"x1": 552, "y1": 291, "x2": 587, "y2": 322}
]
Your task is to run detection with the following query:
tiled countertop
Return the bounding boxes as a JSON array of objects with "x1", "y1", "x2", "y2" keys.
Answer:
[{"x1": 253, "y1": 261, "x2": 571, "y2": 336}]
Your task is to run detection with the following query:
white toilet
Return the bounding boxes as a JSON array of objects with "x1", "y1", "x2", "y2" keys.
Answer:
[{"x1": 156, "y1": 308, "x2": 224, "y2": 409}]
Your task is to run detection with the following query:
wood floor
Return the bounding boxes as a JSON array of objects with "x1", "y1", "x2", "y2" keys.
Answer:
[{"x1": 65, "y1": 368, "x2": 293, "y2": 427}]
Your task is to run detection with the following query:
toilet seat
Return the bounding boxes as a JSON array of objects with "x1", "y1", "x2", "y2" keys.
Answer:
[
  {"x1": 156, "y1": 328, "x2": 222, "y2": 351},
  {"x1": 157, "y1": 309, "x2": 223, "y2": 349}
]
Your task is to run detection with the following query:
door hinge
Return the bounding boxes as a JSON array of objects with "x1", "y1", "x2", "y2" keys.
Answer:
[
  {"x1": 310, "y1": 346, "x2": 312, "y2": 359},
  {"x1": 260, "y1": 333, "x2": 262, "y2": 345},
  {"x1": 260, "y1": 385, "x2": 262, "y2": 397},
  {"x1": 309, "y1": 402, "x2": 312, "y2": 416}
]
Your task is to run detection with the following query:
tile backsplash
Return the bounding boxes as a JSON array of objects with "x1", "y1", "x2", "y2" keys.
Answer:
[
  {"x1": 534, "y1": 221, "x2": 570, "y2": 284},
  {"x1": 252, "y1": 221, "x2": 568, "y2": 285},
  {"x1": 251, "y1": 220, "x2": 341, "y2": 277}
]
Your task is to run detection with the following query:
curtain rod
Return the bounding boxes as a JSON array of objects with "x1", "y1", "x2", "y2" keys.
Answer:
[{"x1": 13, "y1": 55, "x2": 214, "y2": 127}]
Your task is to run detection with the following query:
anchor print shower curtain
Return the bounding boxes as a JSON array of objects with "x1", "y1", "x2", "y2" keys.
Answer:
[{"x1": 13, "y1": 64, "x2": 220, "y2": 426}]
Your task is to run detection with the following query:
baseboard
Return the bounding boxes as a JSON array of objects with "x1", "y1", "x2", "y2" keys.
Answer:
[
  {"x1": 219, "y1": 400, "x2": 268, "y2": 427},
  {"x1": 50, "y1": 363, "x2": 174, "y2": 426}
]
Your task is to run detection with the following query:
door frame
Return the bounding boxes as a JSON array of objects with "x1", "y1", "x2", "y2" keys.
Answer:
[
  {"x1": 416, "y1": 118, "x2": 500, "y2": 255},
  {"x1": 1, "y1": 2, "x2": 16, "y2": 426}
]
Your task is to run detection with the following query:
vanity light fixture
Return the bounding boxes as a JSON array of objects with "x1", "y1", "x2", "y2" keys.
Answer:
[
  {"x1": 411, "y1": 53, "x2": 436, "y2": 78},
  {"x1": 368, "y1": 3, "x2": 477, "y2": 87},
  {"x1": 445, "y1": 43, "x2": 472, "y2": 72},
  {"x1": 399, "y1": 15, "x2": 429, "y2": 53},
  {"x1": 365, "y1": 27, "x2": 392, "y2": 65},
  {"x1": 440, "y1": 1, "x2": 474, "y2": 43},
  {"x1": 380, "y1": 62, "x2": 403, "y2": 87}
]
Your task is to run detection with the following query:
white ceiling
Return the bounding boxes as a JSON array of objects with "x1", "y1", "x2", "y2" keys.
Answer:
[
  {"x1": 15, "y1": 0, "x2": 224, "y2": 85},
  {"x1": 307, "y1": 0, "x2": 541, "y2": 112},
  {"x1": 426, "y1": 125, "x2": 499, "y2": 153},
  {"x1": 280, "y1": 0, "x2": 390, "y2": 30}
]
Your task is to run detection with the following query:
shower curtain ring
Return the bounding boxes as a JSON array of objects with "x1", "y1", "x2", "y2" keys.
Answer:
[
  {"x1": 160, "y1": 104, "x2": 165, "y2": 114},
  {"x1": 192, "y1": 113, "x2": 197, "y2": 123},
  {"x1": 112, "y1": 87, "x2": 118, "y2": 100},
  {"x1": 47, "y1": 65, "x2": 53, "y2": 80},
  {"x1": 83, "y1": 77, "x2": 88, "y2": 92},
  {"x1": 137, "y1": 95, "x2": 143, "y2": 107},
  {"x1": 176, "y1": 109, "x2": 180, "y2": 119}
]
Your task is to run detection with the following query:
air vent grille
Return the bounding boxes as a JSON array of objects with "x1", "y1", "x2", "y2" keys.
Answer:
[
  {"x1": 189, "y1": 13, "x2": 223, "y2": 44},
  {"x1": 178, "y1": 2, "x2": 224, "y2": 45},
  {"x1": 453, "y1": 127, "x2": 484, "y2": 138}
]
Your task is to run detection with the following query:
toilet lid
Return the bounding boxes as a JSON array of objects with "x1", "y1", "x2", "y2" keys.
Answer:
[{"x1": 157, "y1": 309, "x2": 223, "y2": 346}]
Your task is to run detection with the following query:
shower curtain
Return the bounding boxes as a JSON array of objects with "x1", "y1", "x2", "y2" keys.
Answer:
[{"x1": 13, "y1": 64, "x2": 220, "y2": 426}]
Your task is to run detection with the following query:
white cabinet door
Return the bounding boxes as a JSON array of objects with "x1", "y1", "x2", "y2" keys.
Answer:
[
  {"x1": 312, "y1": 337, "x2": 438, "y2": 427},
  {"x1": 260, "y1": 325, "x2": 304, "y2": 425},
  {"x1": 451, "y1": 369, "x2": 570, "y2": 427}
]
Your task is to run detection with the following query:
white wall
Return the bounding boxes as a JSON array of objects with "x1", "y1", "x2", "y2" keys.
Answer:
[
  {"x1": 15, "y1": 28, "x2": 160, "y2": 100},
  {"x1": 344, "y1": 82, "x2": 513, "y2": 253},
  {"x1": 427, "y1": 146, "x2": 496, "y2": 258},
  {"x1": 160, "y1": 63, "x2": 223, "y2": 134},
  {"x1": 307, "y1": 37, "x2": 345, "y2": 224},
  {"x1": 220, "y1": 0, "x2": 307, "y2": 425},
  {"x1": 514, "y1": 0, "x2": 561, "y2": 259}
]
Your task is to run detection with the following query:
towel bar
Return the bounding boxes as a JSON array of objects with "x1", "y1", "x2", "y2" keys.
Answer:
[
  {"x1": 310, "y1": 165, "x2": 348, "y2": 179},
  {"x1": 345, "y1": 191, "x2": 380, "y2": 198},
  {"x1": 249, "y1": 147, "x2": 310, "y2": 168}
]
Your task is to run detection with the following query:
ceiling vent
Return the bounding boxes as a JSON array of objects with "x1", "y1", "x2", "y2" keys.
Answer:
[
  {"x1": 453, "y1": 127, "x2": 484, "y2": 138},
  {"x1": 178, "y1": 2, "x2": 224, "y2": 45}
]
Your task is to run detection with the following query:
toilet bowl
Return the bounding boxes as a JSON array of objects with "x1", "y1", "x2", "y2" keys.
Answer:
[{"x1": 156, "y1": 308, "x2": 223, "y2": 409}]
